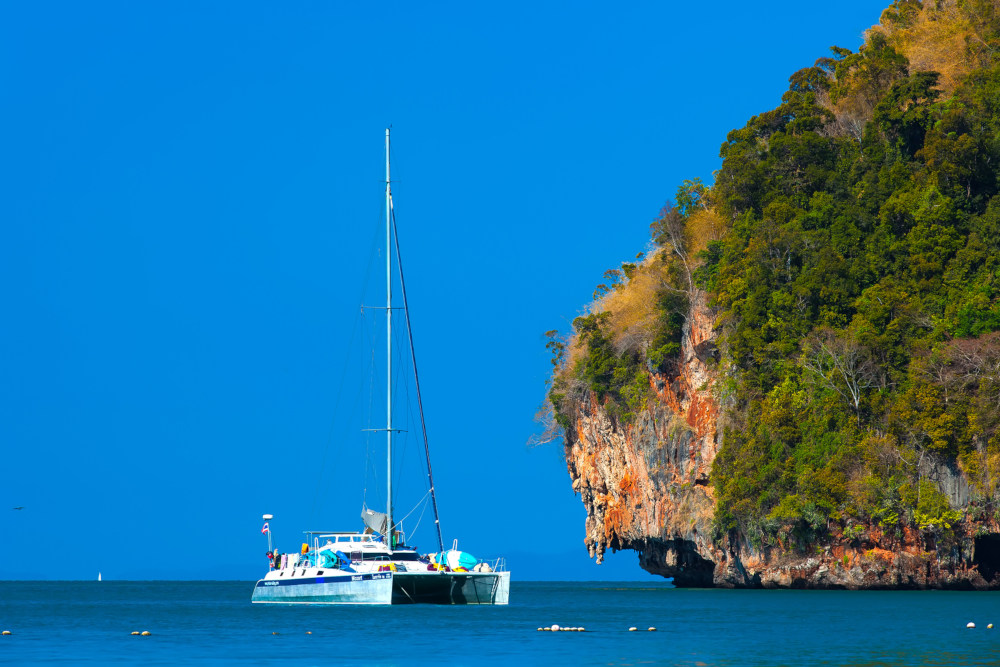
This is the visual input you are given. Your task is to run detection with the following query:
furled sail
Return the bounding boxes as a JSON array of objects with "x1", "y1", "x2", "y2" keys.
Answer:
[{"x1": 362, "y1": 508, "x2": 389, "y2": 536}]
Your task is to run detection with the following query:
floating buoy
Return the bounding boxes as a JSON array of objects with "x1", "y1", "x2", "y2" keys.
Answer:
[
  {"x1": 2, "y1": 631, "x2": 11, "y2": 636},
  {"x1": 967, "y1": 622, "x2": 976, "y2": 629},
  {"x1": 629, "y1": 626, "x2": 638, "y2": 632},
  {"x1": 989, "y1": 624, "x2": 994, "y2": 629},
  {"x1": 578, "y1": 627, "x2": 586, "y2": 632},
  {"x1": 648, "y1": 627, "x2": 657, "y2": 632},
  {"x1": 305, "y1": 631, "x2": 312, "y2": 635},
  {"x1": 130, "y1": 631, "x2": 140, "y2": 636},
  {"x1": 272, "y1": 632, "x2": 280, "y2": 635},
  {"x1": 140, "y1": 631, "x2": 151, "y2": 636},
  {"x1": 537, "y1": 628, "x2": 543, "y2": 631},
  {"x1": 550, "y1": 624, "x2": 560, "y2": 632}
]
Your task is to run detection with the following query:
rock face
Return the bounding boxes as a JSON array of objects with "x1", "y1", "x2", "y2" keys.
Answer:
[
  {"x1": 565, "y1": 288, "x2": 720, "y2": 587},
  {"x1": 563, "y1": 289, "x2": 1000, "y2": 588}
]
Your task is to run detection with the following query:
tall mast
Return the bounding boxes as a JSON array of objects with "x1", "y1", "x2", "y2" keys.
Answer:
[{"x1": 385, "y1": 128, "x2": 393, "y2": 551}]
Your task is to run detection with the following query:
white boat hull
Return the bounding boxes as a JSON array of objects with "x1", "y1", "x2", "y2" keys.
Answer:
[{"x1": 251, "y1": 571, "x2": 392, "y2": 605}]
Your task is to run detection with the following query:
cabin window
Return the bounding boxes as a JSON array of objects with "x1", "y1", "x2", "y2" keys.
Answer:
[
  {"x1": 359, "y1": 553, "x2": 389, "y2": 561},
  {"x1": 337, "y1": 536, "x2": 350, "y2": 542}
]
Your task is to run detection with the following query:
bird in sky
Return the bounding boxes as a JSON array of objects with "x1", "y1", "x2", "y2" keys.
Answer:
[{"x1": 12, "y1": 506, "x2": 24, "y2": 510}]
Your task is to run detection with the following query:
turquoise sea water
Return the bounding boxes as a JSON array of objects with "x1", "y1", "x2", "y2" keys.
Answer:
[{"x1": 2, "y1": 581, "x2": 1000, "y2": 665}]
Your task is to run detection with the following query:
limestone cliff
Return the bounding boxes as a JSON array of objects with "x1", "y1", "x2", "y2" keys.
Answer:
[
  {"x1": 562, "y1": 289, "x2": 1000, "y2": 589},
  {"x1": 552, "y1": 0, "x2": 1000, "y2": 589},
  {"x1": 564, "y1": 288, "x2": 719, "y2": 586}
]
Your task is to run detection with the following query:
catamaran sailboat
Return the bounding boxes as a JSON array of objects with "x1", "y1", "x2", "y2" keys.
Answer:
[{"x1": 251, "y1": 130, "x2": 509, "y2": 605}]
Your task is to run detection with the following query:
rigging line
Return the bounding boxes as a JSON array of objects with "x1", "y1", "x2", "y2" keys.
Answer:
[
  {"x1": 397, "y1": 346, "x2": 425, "y2": 517},
  {"x1": 364, "y1": 309, "x2": 382, "y2": 506},
  {"x1": 308, "y1": 306, "x2": 359, "y2": 520},
  {"x1": 362, "y1": 307, "x2": 383, "y2": 507},
  {"x1": 391, "y1": 313, "x2": 412, "y2": 504},
  {"x1": 407, "y1": 493, "x2": 431, "y2": 540},
  {"x1": 390, "y1": 200, "x2": 445, "y2": 553},
  {"x1": 341, "y1": 315, "x2": 372, "y2": 512},
  {"x1": 396, "y1": 488, "x2": 432, "y2": 524},
  {"x1": 399, "y1": 353, "x2": 419, "y2": 500},
  {"x1": 308, "y1": 205, "x2": 385, "y2": 523},
  {"x1": 363, "y1": 175, "x2": 394, "y2": 506},
  {"x1": 390, "y1": 221, "x2": 431, "y2": 542}
]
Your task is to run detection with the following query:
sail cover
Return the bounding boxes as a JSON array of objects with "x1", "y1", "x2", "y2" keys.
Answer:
[{"x1": 362, "y1": 508, "x2": 389, "y2": 536}]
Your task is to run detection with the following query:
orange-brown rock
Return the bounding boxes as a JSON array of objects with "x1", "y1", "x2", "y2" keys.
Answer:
[{"x1": 563, "y1": 289, "x2": 1000, "y2": 588}]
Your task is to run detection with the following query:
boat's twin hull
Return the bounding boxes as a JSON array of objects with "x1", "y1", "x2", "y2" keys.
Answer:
[
  {"x1": 392, "y1": 570, "x2": 510, "y2": 605},
  {"x1": 251, "y1": 572, "x2": 392, "y2": 605}
]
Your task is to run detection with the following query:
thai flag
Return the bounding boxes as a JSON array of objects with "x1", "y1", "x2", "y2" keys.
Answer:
[{"x1": 261, "y1": 522, "x2": 269, "y2": 535}]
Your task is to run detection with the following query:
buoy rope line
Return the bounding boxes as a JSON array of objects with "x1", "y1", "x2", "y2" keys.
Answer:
[{"x1": 535, "y1": 625, "x2": 658, "y2": 633}]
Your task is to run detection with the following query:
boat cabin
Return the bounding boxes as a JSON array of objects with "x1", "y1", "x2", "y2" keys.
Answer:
[{"x1": 305, "y1": 531, "x2": 424, "y2": 563}]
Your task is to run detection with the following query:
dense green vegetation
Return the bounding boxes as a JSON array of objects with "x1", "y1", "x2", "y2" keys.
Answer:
[{"x1": 551, "y1": 0, "x2": 1000, "y2": 550}]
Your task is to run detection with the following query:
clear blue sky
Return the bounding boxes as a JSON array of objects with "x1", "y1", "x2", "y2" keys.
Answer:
[{"x1": 1, "y1": 1, "x2": 889, "y2": 580}]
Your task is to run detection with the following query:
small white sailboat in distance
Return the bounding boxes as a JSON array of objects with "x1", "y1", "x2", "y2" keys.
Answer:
[{"x1": 98, "y1": 572, "x2": 102, "y2": 582}]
